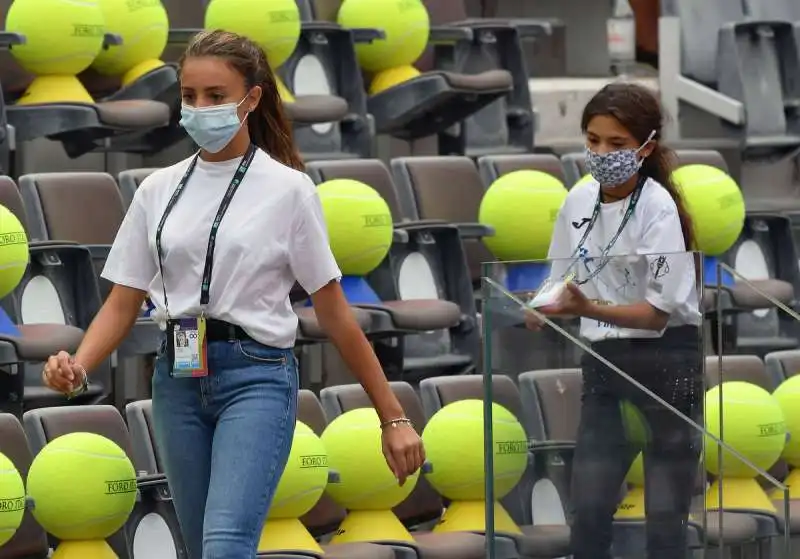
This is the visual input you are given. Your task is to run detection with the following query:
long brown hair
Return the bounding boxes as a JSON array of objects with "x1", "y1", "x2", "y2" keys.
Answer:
[
  {"x1": 179, "y1": 29, "x2": 304, "y2": 170},
  {"x1": 581, "y1": 83, "x2": 694, "y2": 249}
]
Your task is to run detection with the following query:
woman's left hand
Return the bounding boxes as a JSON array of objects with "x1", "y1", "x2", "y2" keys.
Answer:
[
  {"x1": 382, "y1": 422, "x2": 426, "y2": 485},
  {"x1": 539, "y1": 282, "x2": 592, "y2": 317}
]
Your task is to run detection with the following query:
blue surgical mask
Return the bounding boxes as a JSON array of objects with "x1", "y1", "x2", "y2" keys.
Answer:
[
  {"x1": 585, "y1": 130, "x2": 656, "y2": 187},
  {"x1": 180, "y1": 96, "x2": 249, "y2": 153}
]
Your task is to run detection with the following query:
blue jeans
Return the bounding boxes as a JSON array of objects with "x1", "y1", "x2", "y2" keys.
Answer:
[{"x1": 152, "y1": 338, "x2": 298, "y2": 559}]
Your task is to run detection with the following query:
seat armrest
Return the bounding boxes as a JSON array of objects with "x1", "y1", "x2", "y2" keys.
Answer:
[
  {"x1": 137, "y1": 472, "x2": 168, "y2": 489},
  {"x1": 103, "y1": 33, "x2": 123, "y2": 48},
  {"x1": 0, "y1": 32, "x2": 25, "y2": 48},
  {"x1": 167, "y1": 28, "x2": 203, "y2": 45},
  {"x1": 392, "y1": 229, "x2": 410, "y2": 244},
  {"x1": 393, "y1": 220, "x2": 458, "y2": 235},
  {"x1": 350, "y1": 27, "x2": 385, "y2": 43},
  {"x1": 455, "y1": 222, "x2": 494, "y2": 239},
  {"x1": 429, "y1": 25, "x2": 474, "y2": 44},
  {"x1": 453, "y1": 18, "x2": 557, "y2": 39}
]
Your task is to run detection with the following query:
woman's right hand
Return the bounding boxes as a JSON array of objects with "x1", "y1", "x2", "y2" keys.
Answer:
[
  {"x1": 42, "y1": 351, "x2": 85, "y2": 394},
  {"x1": 524, "y1": 309, "x2": 544, "y2": 331}
]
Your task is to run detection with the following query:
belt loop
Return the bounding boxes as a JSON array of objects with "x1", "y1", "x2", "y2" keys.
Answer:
[{"x1": 227, "y1": 324, "x2": 236, "y2": 342}]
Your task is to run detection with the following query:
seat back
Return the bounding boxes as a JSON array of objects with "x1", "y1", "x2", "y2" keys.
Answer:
[
  {"x1": 742, "y1": 0, "x2": 800, "y2": 19},
  {"x1": 391, "y1": 156, "x2": 492, "y2": 286},
  {"x1": 296, "y1": 389, "x2": 347, "y2": 536},
  {"x1": 125, "y1": 399, "x2": 160, "y2": 474},
  {"x1": 764, "y1": 349, "x2": 800, "y2": 387},
  {"x1": 282, "y1": 0, "x2": 371, "y2": 160},
  {"x1": 161, "y1": 0, "x2": 205, "y2": 63},
  {"x1": 118, "y1": 168, "x2": 159, "y2": 209},
  {"x1": 0, "y1": 176, "x2": 29, "y2": 235},
  {"x1": 0, "y1": 413, "x2": 48, "y2": 559},
  {"x1": 19, "y1": 172, "x2": 126, "y2": 300},
  {"x1": 704, "y1": 354, "x2": 773, "y2": 390},
  {"x1": 319, "y1": 382, "x2": 444, "y2": 525},
  {"x1": 517, "y1": 369, "x2": 582, "y2": 443},
  {"x1": 477, "y1": 153, "x2": 567, "y2": 187}
]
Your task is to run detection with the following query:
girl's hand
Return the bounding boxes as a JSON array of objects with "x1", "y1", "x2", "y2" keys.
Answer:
[
  {"x1": 538, "y1": 282, "x2": 592, "y2": 318},
  {"x1": 381, "y1": 421, "x2": 425, "y2": 485}
]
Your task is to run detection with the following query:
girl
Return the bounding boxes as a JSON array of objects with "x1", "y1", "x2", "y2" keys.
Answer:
[
  {"x1": 528, "y1": 82, "x2": 703, "y2": 559},
  {"x1": 41, "y1": 29, "x2": 424, "y2": 559}
]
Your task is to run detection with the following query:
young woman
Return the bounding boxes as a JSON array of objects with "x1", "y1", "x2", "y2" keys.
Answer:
[
  {"x1": 41, "y1": 29, "x2": 424, "y2": 558},
  {"x1": 527, "y1": 83, "x2": 703, "y2": 559}
]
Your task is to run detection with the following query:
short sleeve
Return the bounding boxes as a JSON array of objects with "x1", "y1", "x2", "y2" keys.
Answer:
[
  {"x1": 546, "y1": 206, "x2": 573, "y2": 283},
  {"x1": 101, "y1": 190, "x2": 157, "y2": 292},
  {"x1": 288, "y1": 191, "x2": 342, "y2": 294},
  {"x1": 638, "y1": 205, "x2": 696, "y2": 314}
]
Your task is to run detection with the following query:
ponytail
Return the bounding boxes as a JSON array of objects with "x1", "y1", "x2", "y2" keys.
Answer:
[{"x1": 640, "y1": 144, "x2": 695, "y2": 250}]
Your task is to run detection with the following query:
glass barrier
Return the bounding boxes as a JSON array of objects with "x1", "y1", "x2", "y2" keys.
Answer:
[{"x1": 474, "y1": 252, "x2": 791, "y2": 559}]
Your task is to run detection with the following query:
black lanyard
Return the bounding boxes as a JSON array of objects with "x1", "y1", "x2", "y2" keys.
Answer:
[
  {"x1": 155, "y1": 144, "x2": 257, "y2": 316},
  {"x1": 565, "y1": 175, "x2": 645, "y2": 285}
]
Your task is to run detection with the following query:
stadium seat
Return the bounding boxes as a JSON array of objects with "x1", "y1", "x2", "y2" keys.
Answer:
[
  {"x1": 516, "y1": 369, "x2": 761, "y2": 552},
  {"x1": 22, "y1": 405, "x2": 183, "y2": 559},
  {"x1": 320, "y1": 382, "x2": 523, "y2": 559},
  {"x1": 390, "y1": 156, "x2": 495, "y2": 288},
  {"x1": 301, "y1": 388, "x2": 513, "y2": 559},
  {"x1": 0, "y1": 413, "x2": 49, "y2": 558},
  {"x1": 477, "y1": 153, "x2": 567, "y2": 187},
  {"x1": 764, "y1": 349, "x2": 800, "y2": 387},
  {"x1": 306, "y1": 158, "x2": 478, "y2": 380},
  {"x1": 117, "y1": 168, "x2": 160, "y2": 209},
  {"x1": 417, "y1": 375, "x2": 571, "y2": 558}
]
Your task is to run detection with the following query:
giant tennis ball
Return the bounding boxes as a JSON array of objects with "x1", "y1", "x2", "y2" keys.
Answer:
[
  {"x1": 671, "y1": 165, "x2": 745, "y2": 256},
  {"x1": 0, "y1": 453, "x2": 25, "y2": 546},
  {"x1": 321, "y1": 408, "x2": 418, "y2": 510},
  {"x1": 422, "y1": 400, "x2": 527, "y2": 501},
  {"x1": 269, "y1": 421, "x2": 328, "y2": 519},
  {"x1": 626, "y1": 452, "x2": 644, "y2": 486},
  {"x1": 704, "y1": 382, "x2": 787, "y2": 478},
  {"x1": 318, "y1": 179, "x2": 393, "y2": 276},
  {"x1": 205, "y1": 0, "x2": 301, "y2": 68},
  {"x1": 92, "y1": 0, "x2": 170, "y2": 84},
  {"x1": 6, "y1": 0, "x2": 105, "y2": 75},
  {"x1": 0, "y1": 206, "x2": 29, "y2": 300},
  {"x1": 573, "y1": 174, "x2": 595, "y2": 189},
  {"x1": 338, "y1": 0, "x2": 430, "y2": 72},
  {"x1": 773, "y1": 375, "x2": 800, "y2": 466},
  {"x1": 27, "y1": 433, "x2": 137, "y2": 540},
  {"x1": 479, "y1": 170, "x2": 568, "y2": 261}
]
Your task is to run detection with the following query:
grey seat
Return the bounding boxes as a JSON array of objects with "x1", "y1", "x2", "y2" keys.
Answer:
[
  {"x1": 301, "y1": 389, "x2": 508, "y2": 559},
  {"x1": 117, "y1": 168, "x2": 160, "y2": 209},
  {"x1": 477, "y1": 154, "x2": 568, "y2": 188},
  {"x1": 0, "y1": 413, "x2": 49, "y2": 559},
  {"x1": 417, "y1": 375, "x2": 571, "y2": 558},
  {"x1": 764, "y1": 349, "x2": 800, "y2": 387},
  {"x1": 390, "y1": 156, "x2": 495, "y2": 289},
  {"x1": 23, "y1": 405, "x2": 184, "y2": 559},
  {"x1": 306, "y1": 158, "x2": 479, "y2": 381}
]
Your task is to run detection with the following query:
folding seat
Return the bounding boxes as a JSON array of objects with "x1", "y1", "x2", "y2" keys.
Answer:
[
  {"x1": 477, "y1": 153, "x2": 568, "y2": 188},
  {"x1": 126, "y1": 396, "x2": 398, "y2": 559},
  {"x1": 390, "y1": 156, "x2": 495, "y2": 289},
  {"x1": 23, "y1": 405, "x2": 184, "y2": 559},
  {"x1": 517, "y1": 368, "x2": 762, "y2": 555},
  {"x1": 763, "y1": 349, "x2": 800, "y2": 387},
  {"x1": 306, "y1": 158, "x2": 478, "y2": 381},
  {"x1": 117, "y1": 168, "x2": 160, "y2": 209},
  {"x1": 416, "y1": 375, "x2": 571, "y2": 558},
  {"x1": 0, "y1": 413, "x2": 49, "y2": 559}
]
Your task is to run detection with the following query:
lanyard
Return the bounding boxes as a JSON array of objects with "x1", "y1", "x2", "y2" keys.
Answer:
[
  {"x1": 564, "y1": 175, "x2": 645, "y2": 285},
  {"x1": 155, "y1": 144, "x2": 257, "y2": 316}
]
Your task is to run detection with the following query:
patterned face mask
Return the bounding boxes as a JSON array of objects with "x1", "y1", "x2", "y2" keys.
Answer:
[{"x1": 585, "y1": 130, "x2": 656, "y2": 187}]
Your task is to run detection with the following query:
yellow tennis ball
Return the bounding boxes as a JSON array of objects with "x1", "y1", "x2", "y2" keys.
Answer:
[
  {"x1": 671, "y1": 164, "x2": 745, "y2": 255},
  {"x1": 369, "y1": 65, "x2": 420, "y2": 95},
  {"x1": 0, "y1": 206, "x2": 29, "y2": 300},
  {"x1": 27, "y1": 433, "x2": 137, "y2": 540},
  {"x1": 6, "y1": 0, "x2": 105, "y2": 75},
  {"x1": 773, "y1": 375, "x2": 800, "y2": 467},
  {"x1": 321, "y1": 408, "x2": 418, "y2": 510},
  {"x1": 317, "y1": 179, "x2": 393, "y2": 276},
  {"x1": 269, "y1": 422, "x2": 329, "y2": 519},
  {"x1": 422, "y1": 400, "x2": 527, "y2": 501},
  {"x1": 338, "y1": 0, "x2": 430, "y2": 72},
  {"x1": 625, "y1": 452, "x2": 644, "y2": 486},
  {"x1": 205, "y1": 0, "x2": 301, "y2": 68},
  {"x1": 704, "y1": 382, "x2": 787, "y2": 478},
  {"x1": 0, "y1": 453, "x2": 25, "y2": 546},
  {"x1": 479, "y1": 170, "x2": 568, "y2": 261},
  {"x1": 574, "y1": 173, "x2": 595, "y2": 189},
  {"x1": 92, "y1": 0, "x2": 169, "y2": 77}
]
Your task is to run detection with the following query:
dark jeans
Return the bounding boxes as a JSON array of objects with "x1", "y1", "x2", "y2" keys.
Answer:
[{"x1": 570, "y1": 326, "x2": 703, "y2": 559}]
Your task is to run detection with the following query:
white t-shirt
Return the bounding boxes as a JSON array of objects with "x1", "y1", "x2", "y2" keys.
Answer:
[
  {"x1": 547, "y1": 177, "x2": 701, "y2": 342},
  {"x1": 101, "y1": 149, "x2": 342, "y2": 348}
]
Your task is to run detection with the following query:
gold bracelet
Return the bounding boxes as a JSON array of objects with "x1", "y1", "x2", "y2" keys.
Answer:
[{"x1": 380, "y1": 417, "x2": 413, "y2": 429}]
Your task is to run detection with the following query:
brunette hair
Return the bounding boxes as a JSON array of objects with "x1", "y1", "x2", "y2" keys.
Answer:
[
  {"x1": 179, "y1": 29, "x2": 304, "y2": 170},
  {"x1": 581, "y1": 83, "x2": 694, "y2": 249}
]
